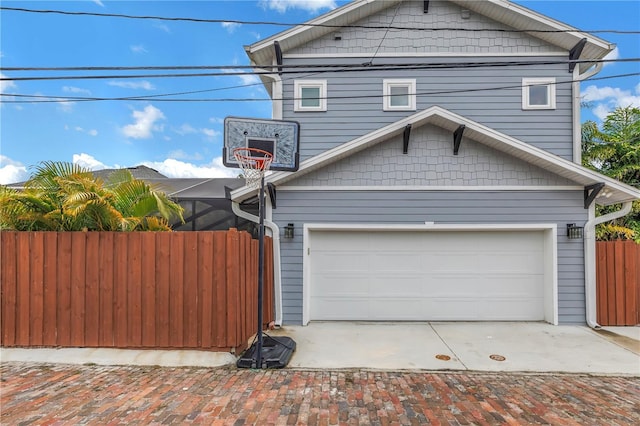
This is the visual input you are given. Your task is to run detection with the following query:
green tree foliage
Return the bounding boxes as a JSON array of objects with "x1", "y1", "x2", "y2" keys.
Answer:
[
  {"x1": 582, "y1": 106, "x2": 640, "y2": 241},
  {"x1": 0, "y1": 161, "x2": 184, "y2": 231}
]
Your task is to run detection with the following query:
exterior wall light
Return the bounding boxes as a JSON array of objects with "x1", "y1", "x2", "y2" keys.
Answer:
[
  {"x1": 567, "y1": 223, "x2": 584, "y2": 240},
  {"x1": 284, "y1": 223, "x2": 295, "y2": 239}
]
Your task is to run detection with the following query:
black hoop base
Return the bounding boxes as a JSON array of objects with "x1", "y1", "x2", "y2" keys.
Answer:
[{"x1": 236, "y1": 334, "x2": 296, "y2": 369}]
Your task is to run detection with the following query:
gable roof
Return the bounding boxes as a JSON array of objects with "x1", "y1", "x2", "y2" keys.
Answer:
[
  {"x1": 231, "y1": 106, "x2": 640, "y2": 206},
  {"x1": 246, "y1": 0, "x2": 613, "y2": 73}
]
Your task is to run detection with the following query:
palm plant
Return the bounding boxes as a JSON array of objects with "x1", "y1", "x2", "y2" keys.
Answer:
[
  {"x1": 0, "y1": 161, "x2": 184, "y2": 232},
  {"x1": 582, "y1": 106, "x2": 640, "y2": 241}
]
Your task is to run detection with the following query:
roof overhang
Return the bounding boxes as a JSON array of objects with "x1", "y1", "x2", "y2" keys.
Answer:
[
  {"x1": 231, "y1": 106, "x2": 640, "y2": 206},
  {"x1": 245, "y1": 0, "x2": 613, "y2": 76}
]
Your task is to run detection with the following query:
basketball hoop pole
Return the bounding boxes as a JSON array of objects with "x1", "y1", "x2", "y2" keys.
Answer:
[{"x1": 256, "y1": 173, "x2": 266, "y2": 368}]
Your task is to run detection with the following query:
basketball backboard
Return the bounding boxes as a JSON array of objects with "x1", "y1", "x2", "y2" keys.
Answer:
[{"x1": 223, "y1": 117, "x2": 300, "y2": 172}]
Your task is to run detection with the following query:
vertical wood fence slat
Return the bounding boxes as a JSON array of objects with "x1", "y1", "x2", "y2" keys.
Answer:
[
  {"x1": 198, "y1": 232, "x2": 213, "y2": 348},
  {"x1": 29, "y1": 233, "x2": 44, "y2": 346},
  {"x1": 596, "y1": 240, "x2": 640, "y2": 326},
  {"x1": 85, "y1": 233, "x2": 100, "y2": 347},
  {"x1": 141, "y1": 232, "x2": 156, "y2": 347},
  {"x1": 42, "y1": 232, "x2": 58, "y2": 346},
  {"x1": 16, "y1": 233, "x2": 31, "y2": 346},
  {"x1": 127, "y1": 233, "x2": 142, "y2": 347},
  {"x1": 183, "y1": 233, "x2": 199, "y2": 348},
  {"x1": 155, "y1": 232, "x2": 171, "y2": 347},
  {"x1": 169, "y1": 233, "x2": 185, "y2": 347},
  {"x1": 1, "y1": 232, "x2": 17, "y2": 346},
  {"x1": 113, "y1": 233, "x2": 129, "y2": 347},
  {"x1": 57, "y1": 233, "x2": 72, "y2": 346},
  {"x1": 213, "y1": 232, "x2": 227, "y2": 348},
  {"x1": 1, "y1": 230, "x2": 274, "y2": 351},
  {"x1": 99, "y1": 232, "x2": 114, "y2": 347}
]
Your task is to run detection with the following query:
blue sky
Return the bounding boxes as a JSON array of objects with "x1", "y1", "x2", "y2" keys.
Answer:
[{"x1": 1, "y1": 0, "x2": 639, "y2": 184}]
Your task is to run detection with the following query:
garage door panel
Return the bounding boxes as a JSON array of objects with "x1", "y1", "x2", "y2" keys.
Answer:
[{"x1": 309, "y1": 230, "x2": 547, "y2": 321}]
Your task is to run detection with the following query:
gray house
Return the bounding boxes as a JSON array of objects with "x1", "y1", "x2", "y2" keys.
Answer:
[{"x1": 231, "y1": 0, "x2": 640, "y2": 327}]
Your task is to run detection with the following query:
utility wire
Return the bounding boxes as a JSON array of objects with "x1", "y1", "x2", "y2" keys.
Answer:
[
  {"x1": 1, "y1": 6, "x2": 639, "y2": 34},
  {"x1": 3, "y1": 58, "x2": 639, "y2": 82},
  {"x1": 3, "y1": 72, "x2": 637, "y2": 104}
]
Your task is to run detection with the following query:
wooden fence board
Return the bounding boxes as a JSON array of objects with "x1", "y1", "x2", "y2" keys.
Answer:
[
  {"x1": 169, "y1": 233, "x2": 185, "y2": 347},
  {"x1": 183, "y1": 232, "x2": 198, "y2": 348},
  {"x1": 98, "y1": 232, "x2": 114, "y2": 347},
  {"x1": 141, "y1": 232, "x2": 156, "y2": 347},
  {"x1": 57, "y1": 233, "x2": 72, "y2": 346},
  {"x1": 85, "y1": 233, "x2": 100, "y2": 347},
  {"x1": 597, "y1": 240, "x2": 640, "y2": 326},
  {"x1": 1, "y1": 230, "x2": 273, "y2": 351},
  {"x1": 127, "y1": 233, "x2": 142, "y2": 346},
  {"x1": 1, "y1": 232, "x2": 17, "y2": 346},
  {"x1": 155, "y1": 232, "x2": 171, "y2": 347},
  {"x1": 16, "y1": 233, "x2": 31, "y2": 346},
  {"x1": 42, "y1": 232, "x2": 58, "y2": 346}
]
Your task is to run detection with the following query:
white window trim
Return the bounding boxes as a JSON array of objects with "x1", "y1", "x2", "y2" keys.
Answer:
[
  {"x1": 522, "y1": 78, "x2": 556, "y2": 110},
  {"x1": 294, "y1": 80, "x2": 327, "y2": 112},
  {"x1": 383, "y1": 79, "x2": 416, "y2": 111}
]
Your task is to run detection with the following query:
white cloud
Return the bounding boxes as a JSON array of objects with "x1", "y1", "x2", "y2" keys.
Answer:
[
  {"x1": 221, "y1": 22, "x2": 242, "y2": 33},
  {"x1": 92, "y1": 0, "x2": 105, "y2": 7},
  {"x1": 209, "y1": 117, "x2": 224, "y2": 124},
  {"x1": 223, "y1": 69, "x2": 262, "y2": 87},
  {"x1": 73, "y1": 153, "x2": 109, "y2": 170},
  {"x1": 259, "y1": 0, "x2": 337, "y2": 13},
  {"x1": 108, "y1": 80, "x2": 156, "y2": 90},
  {"x1": 130, "y1": 44, "x2": 148, "y2": 54},
  {"x1": 581, "y1": 84, "x2": 640, "y2": 120},
  {"x1": 0, "y1": 73, "x2": 17, "y2": 93},
  {"x1": 602, "y1": 47, "x2": 619, "y2": 67},
  {"x1": 75, "y1": 126, "x2": 84, "y2": 132},
  {"x1": 88, "y1": 129, "x2": 98, "y2": 136},
  {"x1": 56, "y1": 100, "x2": 76, "y2": 113},
  {"x1": 173, "y1": 123, "x2": 198, "y2": 135},
  {"x1": 141, "y1": 158, "x2": 236, "y2": 179},
  {"x1": 167, "y1": 149, "x2": 204, "y2": 161},
  {"x1": 63, "y1": 86, "x2": 91, "y2": 95},
  {"x1": 121, "y1": 105, "x2": 166, "y2": 139},
  {"x1": 154, "y1": 23, "x2": 171, "y2": 33},
  {"x1": 201, "y1": 128, "x2": 221, "y2": 140},
  {"x1": 0, "y1": 156, "x2": 29, "y2": 184}
]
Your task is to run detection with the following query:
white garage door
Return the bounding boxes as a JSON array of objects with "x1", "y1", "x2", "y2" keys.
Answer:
[{"x1": 309, "y1": 230, "x2": 546, "y2": 321}]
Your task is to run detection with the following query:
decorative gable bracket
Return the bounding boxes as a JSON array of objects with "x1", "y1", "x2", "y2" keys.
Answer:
[
  {"x1": 403, "y1": 124, "x2": 412, "y2": 154},
  {"x1": 453, "y1": 125, "x2": 465, "y2": 155},
  {"x1": 274, "y1": 41, "x2": 283, "y2": 76},
  {"x1": 584, "y1": 182, "x2": 604, "y2": 209},
  {"x1": 569, "y1": 38, "x2": 587, "y2": 73},
  {"x1": 267, "y1": 183, "x2": 277, "y2": 208}
]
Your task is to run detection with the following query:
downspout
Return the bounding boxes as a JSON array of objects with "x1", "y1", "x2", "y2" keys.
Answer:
[
  {"x1": 583, "y1": 200, "x2": 633, "y2": 329},
  {"x1": 232, "y1": 201, "x2": 284, "y2": 327},
  {"x1": 572, "y1": 62, "x2": 603, "y2": 163}
]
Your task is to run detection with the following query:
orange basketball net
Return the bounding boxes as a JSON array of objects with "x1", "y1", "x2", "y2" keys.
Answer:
[{"x1": 233, "y1": 147, "x2": 274, "y2": 189}]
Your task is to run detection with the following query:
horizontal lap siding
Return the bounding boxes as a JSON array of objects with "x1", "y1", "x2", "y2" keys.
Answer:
[
  {"x1": 274, "y1": 190, "x2": 587, "y2": 325},
  {"x1": 283, "y1": 57, "x2": 572, "y2": 160}
]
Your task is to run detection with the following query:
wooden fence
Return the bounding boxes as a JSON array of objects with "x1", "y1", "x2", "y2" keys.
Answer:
[
  {"x1": 596, "y1": 240, "x2": 640, "y2": 326},
  {"x1": 1, "y1": 230, "x2": 273, "y2": 352}
]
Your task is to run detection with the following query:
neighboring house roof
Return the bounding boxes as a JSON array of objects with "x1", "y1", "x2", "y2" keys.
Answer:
[
  {"x1": 144, "y1": 178, "x2": 245, "y2": 199},
  {"x1": 231, "y1": 106, "x2": 640, "y2": 206},
  {"x1": 246, "y1": 0, "x2": 613, "y2": 73},
  {"x1": 93, "y1": 165, "x2": 168, "y2": 181}
]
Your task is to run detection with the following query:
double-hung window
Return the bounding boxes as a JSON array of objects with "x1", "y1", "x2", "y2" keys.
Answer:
[
  {"x1": 294, "y1": 80, "x2": 327, "y2": 112},
  {"x1": 383, "y1": 79, "x2": 416, "y2": 111},
  {"x1": 522, "y1": 78, "x2": 556, "y2": 110}
]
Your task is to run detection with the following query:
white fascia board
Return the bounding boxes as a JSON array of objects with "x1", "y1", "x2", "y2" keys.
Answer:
[
  {"x1": 304, "y1": 223, "x2": 556, "y2": 232},
  {"x1": 284, "y1": 52, "x2": 567, "y2": 58},
  {"x1": 231, "y1": 106, "x2": 640, "y2": 204},
  {"x1": 279, "y1": 185, "x2": 583, "y2": 191}
]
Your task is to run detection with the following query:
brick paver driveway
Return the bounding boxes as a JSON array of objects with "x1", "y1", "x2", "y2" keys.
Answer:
[{"x1": 1, "y1": 363, "x2": 639, "y2": 425}]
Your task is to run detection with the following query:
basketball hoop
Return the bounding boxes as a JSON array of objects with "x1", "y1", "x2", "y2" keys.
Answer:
[{"x1": 233, "y1": 147, "x2": 273, "y2": 189}]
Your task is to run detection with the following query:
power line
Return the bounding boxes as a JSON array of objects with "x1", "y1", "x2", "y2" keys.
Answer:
[
  {"x1": 1, "y1": 6, "x2": 639, "y2": 35},
  {"x1": 3, "y1": 72, "x2": 637, "y2": 104},
  {"x1": 2, "y1": 57, "x2": 638, "y2": 73},
  {"x1": 3, "y1": 58, "x2": 639, "y2": 82}
]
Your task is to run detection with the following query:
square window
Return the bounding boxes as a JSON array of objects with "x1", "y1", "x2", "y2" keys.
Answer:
[
  {"x1": 383, "y1": 79, "x2": 416, "y2": 111},
  {"x1": 522, "y1": 78, "x2": 556, "y2": 110},
  {"x1": 294, "y1": 80, "x2": 327, "y2": 112}
]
